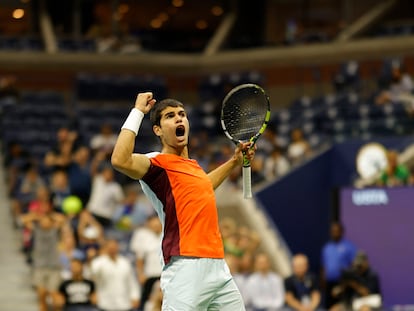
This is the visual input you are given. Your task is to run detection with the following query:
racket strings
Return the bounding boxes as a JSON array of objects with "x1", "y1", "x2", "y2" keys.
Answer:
[{"x1": 222, "y1": 93, "x2": 268, "y2": 141}]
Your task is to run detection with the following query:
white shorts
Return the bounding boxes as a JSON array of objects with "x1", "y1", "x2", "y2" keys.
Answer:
[{"x1": 160, "y1": 257, "x2": 245, "y2": 311}]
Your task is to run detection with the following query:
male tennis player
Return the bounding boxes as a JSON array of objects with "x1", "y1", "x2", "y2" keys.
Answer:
[{"x1": 111, "y1": 92, "x2": 255, "y2": 310}]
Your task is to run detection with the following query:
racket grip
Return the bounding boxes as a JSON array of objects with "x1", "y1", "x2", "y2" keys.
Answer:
[{"x1": 242, "y1": 166, "x2": 252, "y2": 199}]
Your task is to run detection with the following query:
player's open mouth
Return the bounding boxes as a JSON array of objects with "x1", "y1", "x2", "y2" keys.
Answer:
[{"x1": 176, "y1": 125, "x2": 185, "y2": 137}]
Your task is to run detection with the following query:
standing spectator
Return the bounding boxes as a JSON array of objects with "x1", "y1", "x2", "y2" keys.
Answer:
[
  {"x1": 244, "y1": 252, "x2": 285, "y2": 311},
  {"x1": 44, "y1": 126, "x2": 79, "y2": 172},
  {"x1": 331, "y1": 251, "x2": 382, "y2": 311},
  {"x1": 90, "y1": 123, "x2": 118, "y2": 157},
  {"x1": 90, "y1": 239, "x2": 140, "y2": 311},
  {"x1": 20, "y1": 208, "x2": 69, "y2": 311},
  {"x1": 129, "y1": 214, "x2": 163, "y2": 308},
  {"x1": 263, "y1": 146, "x2": 290, "y2": 181},
  {"x1": 321, "y1": 222, "x2": 357, "y2": 310},
  {"x1": 143, "y1": 280, "x2": 162, "y2": 311},
  {"x1": 58, "y1": 258, "x2": 97, "y2": 311},
  {"x1": 68, "y1": 146, "x2": 93, "y2": 206},
  {"x1": 87, "y1": 164, "x2": 124, "y2": 230},
  {"x1": 284, "y1": 254, "x2": 322, "y2": 311}
]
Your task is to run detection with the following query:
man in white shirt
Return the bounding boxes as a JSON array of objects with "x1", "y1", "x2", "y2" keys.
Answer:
[
  {"x1": 244, "y1": 252, "x2": 285, "y2": 311},
  {"x1": 129, "y1": 214, "x2": 163, "y2": 309},
  {"x1": 91, "y1": 239, "x2": 140, "y2": 311},
  {"x1": 87, "y1": 165, "x2": 124, "y2": 229}
]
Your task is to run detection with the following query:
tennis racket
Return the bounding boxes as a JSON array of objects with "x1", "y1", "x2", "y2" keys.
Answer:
[{"x1": 221, "y1": 83, "x2": 271, "y2": 199}]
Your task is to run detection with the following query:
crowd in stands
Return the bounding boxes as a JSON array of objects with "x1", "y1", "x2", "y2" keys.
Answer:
[
  {"x1": 0, "y1": 112, "x2": 384, "y2": 311},
  {"x1": 2, "y1": 56, "x2": 413, "y2": 310}
]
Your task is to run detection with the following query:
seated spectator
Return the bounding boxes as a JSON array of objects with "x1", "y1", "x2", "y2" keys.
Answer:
[
  {"x1": 331, "y1": 251, "x2": 382, "y2": 311},
  {"x1": 59, "y1": 233, "x2": 85, "y2": 280},
  {"x1": 11, "y1": 163, "x2": 46, "y2": 223},
  {"x1": 4, "y1": 141, "x2": 30, "y2": 197},
  {"x1": 376, "y1": 149, "x2": 409, "y2": 187},
  {"x1": 287, "y1": 128, "x2": 312, "y2": 166},
  {"x1": 375, "y1": 64, "x2": 414, "y2": 115},
  {"x1": 77, "y1": 210, "x2": 105, "y2": 251},
  {"x1": 321, "y1": 222, "x2": 357, "y2": 310},
  {"x1": 50, "y1": 170, "x2": 71, "y2": 213},
  {"x1": 284, "y1": 253, "x2": 322, "y2": 311},
  {"x1": 58, "y1": 258, "x2": 97, "y2": 311},
  {"x1": 112, "y1": 184, "x2": 155, "y2": 233},
  {"x1": 244, "y1": 252, "x2": 285, "y2": 311},
  {"x1": 263, "y1": 146, "x2": 290, "y2": 181}
]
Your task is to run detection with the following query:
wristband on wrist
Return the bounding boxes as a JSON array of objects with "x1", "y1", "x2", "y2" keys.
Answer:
[{"x1": 121, "y1": 108, "x2": 144, "y2": 136}]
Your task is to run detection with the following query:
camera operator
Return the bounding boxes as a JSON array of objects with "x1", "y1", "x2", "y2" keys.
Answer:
[{"x1": 330, "y1": 251, "x2": 382, "y2": 311}]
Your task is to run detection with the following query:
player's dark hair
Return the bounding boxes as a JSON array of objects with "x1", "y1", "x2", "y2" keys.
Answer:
[{"x1": 150, "y1": 98, "x2": 184, "y2": 126}]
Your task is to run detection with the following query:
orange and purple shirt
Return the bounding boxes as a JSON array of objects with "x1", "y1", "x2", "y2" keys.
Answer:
[{"x1": 139, "y1": 152, "x2": 224, "y2": 265}]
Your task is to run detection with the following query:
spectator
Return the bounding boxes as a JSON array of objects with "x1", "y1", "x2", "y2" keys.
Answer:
[
  {"x1": 321, "y1": 222, "x2": 357, "y2": 310},
  {"x1": 58, "y1": 258, "x2": 97, "y2": 311},
  {"x1": 44, "y1": 126, "x2": 79, "y2": 172},
  {"x1": 375, "y1": 64, "x2": 414, "y2": 115},
  {"x1": 331, "y1": 251, "x2": 382, "y2": 311},
  {"x1": 244, "y1": 252, "x2": 285, "y2": 311},
  {"x1": 90, "y1": 239, "x2": 140, "y2": 311},
  {"x1": 112, "y1": 184, "x2": 155, "y2": 233},
  {"x1": 89, "y1": 123, "x2": 117, "y2": 156},
  {"x1": 263, "y1": 146, "x2": 291, "y2": 181},
  {"x1": 67, "y1": 146, "x2": 93, "y2": 206},
  {"x1": 20, "y1": 208, "x2": 69, "y2": 311},
  {"x1": 284, "y1": 253, "x2": 322, "y2": 311},
  {"x1": 4, "y1": 141, "x2": 30, "y2": 197},
  {"x1": 59, "y1": 233, "x2": 85, "y2": 280},
  {"x1": 143, "y1": 280, "x2": 162, "y2": 311},
  {"x1": 50, "y1": 170, "x2": 71, "y2": 213},
  {"x1": 129, "y1": 214, "x2": 163, "y2": 309},
  {"x1": 77, "y1": 210, "x2": 105, "y2": 251},
  {"x1": 86, "y1": 163, "x2": 124, "y2": 230},
  {"x1": 287, "y1": 128, "x2": 312, "y2": 166},
  {"x1": 376, "y1": 149, "x2": 409, "y2": 187},
  {"x1": 224, "y1": 253, "x2": 250, "y2": 309},
  {"x1": 10, "y1": 163, "x2": 45, "y2": 221}
]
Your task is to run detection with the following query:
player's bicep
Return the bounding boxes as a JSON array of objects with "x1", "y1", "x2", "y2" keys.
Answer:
[{"x1": 113, "y1": 153, "x2": 151, "y2": 180}]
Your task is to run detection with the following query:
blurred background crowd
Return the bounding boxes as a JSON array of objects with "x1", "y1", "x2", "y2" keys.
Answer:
[{"x1": 1, "y1": 0, "x2": 414, "y2": 311}]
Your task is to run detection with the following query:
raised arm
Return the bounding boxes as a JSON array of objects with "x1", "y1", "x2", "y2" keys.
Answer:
[
  {"x1": 111, "y1": 92, "x2": 156, "y2": 180},
  {"x1": 207, "y1": 142, "x2": 255, "y2": 189}
]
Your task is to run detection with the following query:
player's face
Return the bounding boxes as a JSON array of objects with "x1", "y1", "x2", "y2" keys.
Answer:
[{"x1": 155, "y1": 106, "x2": 189, "y2": 149}]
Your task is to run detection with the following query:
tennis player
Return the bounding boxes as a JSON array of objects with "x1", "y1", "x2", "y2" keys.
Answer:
[{"x1": 111, "y1": 92, "x2": 255, "y2": 310}]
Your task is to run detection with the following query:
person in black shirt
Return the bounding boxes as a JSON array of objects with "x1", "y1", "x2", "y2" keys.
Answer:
[
  {"x1": 284, "y1": 253, "x2": 323, "y2": 311},
  {"x1": 58, "y1": 258, "x2": 96, "y2": 311},
  {"x1": 331, "y1": 251, "x2": 382, "y2": 311}
]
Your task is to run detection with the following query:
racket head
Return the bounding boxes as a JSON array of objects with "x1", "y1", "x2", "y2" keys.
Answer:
[{"x1": 220, "y1": 83, "x2": 271, "y2": 145}]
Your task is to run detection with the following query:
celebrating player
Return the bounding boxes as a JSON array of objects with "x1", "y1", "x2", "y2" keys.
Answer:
[{"x1": 111, "y1": 92, "x2": 255, "y2": 310}]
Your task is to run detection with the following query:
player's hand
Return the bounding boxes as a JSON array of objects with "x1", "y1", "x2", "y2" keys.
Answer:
[
  {"x1": 135, "y1": 92, "x2": 156, "y2": 114},
  {"x1": 234, "y1": 141, "x2": 256, "y2": 165}
]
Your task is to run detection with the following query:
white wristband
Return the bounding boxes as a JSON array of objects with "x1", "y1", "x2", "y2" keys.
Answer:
[{"x1": 121, "y1": 108, "x2": 144, "y2": 136}]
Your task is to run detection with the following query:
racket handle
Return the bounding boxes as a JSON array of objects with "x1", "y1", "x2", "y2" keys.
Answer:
[{"x1": 242, "y1": 166, "x2": 252, "y2": 199}]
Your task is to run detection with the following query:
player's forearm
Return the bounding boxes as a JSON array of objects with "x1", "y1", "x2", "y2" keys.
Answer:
[
  {"x1": 208, "y1": 155, "x2": 239, "y2": 189},
  {"x1": 111, "y1": 129, "x2": 143, "y2": 179}
]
